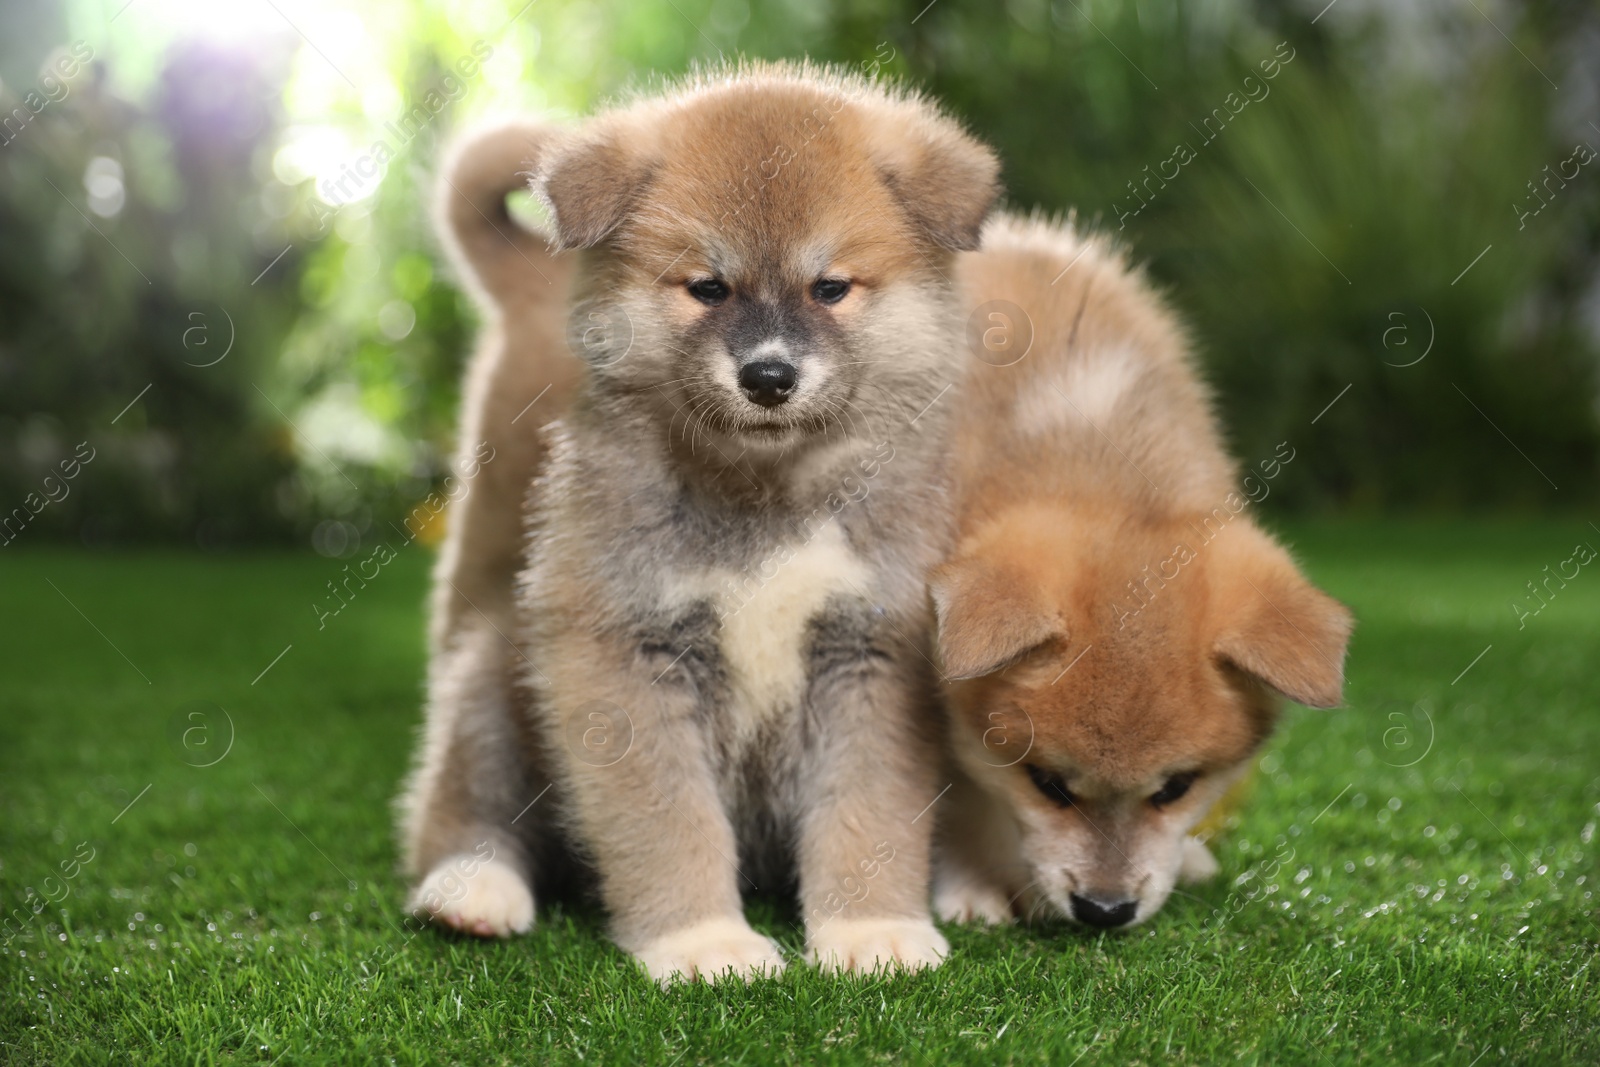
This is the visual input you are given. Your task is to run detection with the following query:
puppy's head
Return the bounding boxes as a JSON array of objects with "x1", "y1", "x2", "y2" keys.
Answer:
[
  {"x1": 535, "y1": 64, "x2": 998, "y2": 455},
  {"x1": 932, "y1": 506, "x2": 1352, "y2": 929}
]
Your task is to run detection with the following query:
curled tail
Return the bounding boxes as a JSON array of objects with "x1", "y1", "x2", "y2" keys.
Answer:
[{"x1": 434, "y1": 118, "x2": 565, "y2": 308}]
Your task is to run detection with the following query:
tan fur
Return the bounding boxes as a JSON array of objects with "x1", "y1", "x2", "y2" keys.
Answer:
[
  {"x1": 514, "y1": 64, "x2": 995, "y2": 984},
  {"x1": 396, "y1": 118, "x2": 584, "y2": 928},
  {"x1": 932, "y1": 214, "x2": 1353, "y2": 928},
  {"x1": 403, "y1": 63, "x2": 999, "y2": 985}
]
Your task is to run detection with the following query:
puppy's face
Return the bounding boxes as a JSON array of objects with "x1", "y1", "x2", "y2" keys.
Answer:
[
  {"x1": 537, "y1": 71, "x2": 998, "y2": 456},
  {"x1": 933, "y1": 509, "x2": 1352, "y2": 929}
]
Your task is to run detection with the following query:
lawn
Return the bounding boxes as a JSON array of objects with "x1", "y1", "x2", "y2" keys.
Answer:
[{"x1": 1, "y1": 520, "x2": 1597, "y2": 1065}]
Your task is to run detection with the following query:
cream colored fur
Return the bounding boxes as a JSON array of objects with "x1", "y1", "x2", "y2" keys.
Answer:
[
  {"x1": 634, "y1": 917, "x2": 787, "y2": 985},
  {"x1": 398, "y1": 64, "x2": 999, "y2": 986},
  {"x1": 664, "y1": 522, "x2": 873, "y2": 740}
]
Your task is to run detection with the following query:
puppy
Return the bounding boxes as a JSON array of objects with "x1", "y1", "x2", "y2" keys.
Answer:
[
  {"x1": 398, "y1": 119, "x2": 584, "y2": 937},
  {"x1": 930, "y1": 214, "x2": 1353, "y2": 930},
  {"x1": 502, "y1": 64, "x2": 997, "y2": 983}
]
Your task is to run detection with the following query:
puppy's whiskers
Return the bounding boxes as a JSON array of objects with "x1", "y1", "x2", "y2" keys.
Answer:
[
  {"x1": 842, "y1": 396, "x2": 894, "y2": 441},
  {"x1": 817, "y1": 395, "x2": 863, "y2": 441},
  {"x1": 1009, "y1": 879, "x2": 1054, "y2": 924},
  {"x1": 683, "y1": 395, "x2": 719, "y2": 456}
]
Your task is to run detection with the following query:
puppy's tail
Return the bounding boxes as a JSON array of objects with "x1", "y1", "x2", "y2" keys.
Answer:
[{"x1": 434, "y1": 118, "x2": 564, "y2": 308}]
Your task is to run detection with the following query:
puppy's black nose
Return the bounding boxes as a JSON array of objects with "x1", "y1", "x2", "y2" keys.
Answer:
[
  {"x1": 738, "y1": 360, "x2": 797, "y2": 407},
  {"x1": 1070, "y1": 893, "x2": 1137, "y2": 929}
]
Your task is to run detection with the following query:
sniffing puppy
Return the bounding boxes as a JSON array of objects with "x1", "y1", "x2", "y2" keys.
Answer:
[
  {"x1": 931, "y1": 215, "x2": 1352, "y2": 930},
  {"x1": 398, "y1": 119, "x2": 582, "y2": 937},
  {"x1": 451, "y1": 64, "x2": 995, "y2": 984}
]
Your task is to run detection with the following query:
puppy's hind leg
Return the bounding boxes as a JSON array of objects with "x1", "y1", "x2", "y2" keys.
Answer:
[
  {"x1": 400, "y1": 623, "x2": 542, "y2": 937},
  {"x1": 401, "y1": 118, "x2": 577, "y2": 939}
]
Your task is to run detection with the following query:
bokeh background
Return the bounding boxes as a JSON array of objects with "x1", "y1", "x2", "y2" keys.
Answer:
[{"x1": 2, "y1": 0, "x2": 1597, "y2": 554}]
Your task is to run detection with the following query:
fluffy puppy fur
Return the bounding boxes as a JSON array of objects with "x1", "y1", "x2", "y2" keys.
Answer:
[
  {"x1": 414, "y1": 64, "x2": 998, "y2": 984},
  {"x1": 930, "y1": 215, "x2": 1353, "y2": 930},
  {"x1": 398, "y1": 120, "x2": 584, "y2": 937}
]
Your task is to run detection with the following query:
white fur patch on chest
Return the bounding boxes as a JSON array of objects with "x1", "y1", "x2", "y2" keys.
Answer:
[
  {"x1": 1013, "y1": 344, "x2": 1140, "y2": 435},
  {"x1": 665, "y1": 522, "x2": 871, "y2": 737}
]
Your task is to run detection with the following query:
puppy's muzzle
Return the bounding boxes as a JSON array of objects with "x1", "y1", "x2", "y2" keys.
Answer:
[
  {"x1": 1070, "y1": 892, "x2": 1137, "y2": 929},
  {"x1": 738, "y1": 359, "x2": 798, "y2": 407}
]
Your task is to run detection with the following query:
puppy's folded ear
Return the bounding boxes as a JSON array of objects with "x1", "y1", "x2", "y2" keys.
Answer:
[
  {"x1": 930, "y1": 555, "x2": 1063, "y2": 681},
  {"x1": 861, "y1": 97, "x2": 1000, "y2": 252},
  {"x1": 1210, "y1": 526, "x2": 1354, "y2": 708},
  {"x1": 535, "y1": 121, "x2": 656, "y2": 250}
]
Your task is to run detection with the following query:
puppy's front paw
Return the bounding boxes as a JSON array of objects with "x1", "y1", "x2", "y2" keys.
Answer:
[
  {"x1": 807, "y1": 918, "x2": 949, "y2": 975},
  {"x1": 633, "y1": 917, "x2": 787, "y2": 986},
  {"x1": 411, "y1": 855, "x2": 534, "y2": 938},
  {"x1": 1178, "y1": 836, "x2": 1220, "y2": 884},
  {"x1": 934, "y1": 880, "x2": 1015, "y2": 925}
]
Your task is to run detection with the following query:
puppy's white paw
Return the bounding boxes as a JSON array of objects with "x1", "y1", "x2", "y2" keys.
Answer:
[
  {"x1": 807, "y1": 918, "x2": 949, "y2": 975},
  {"x1": 934, "y1": 880, "x2": 1015, "y2": 925},
  {"x1": 411, "y1": 855, "x2": 534, "y2": 938},
  {"x1": 1178, "y1": 836, "x2": 1220, "y2": 884},
  {"x1": 633, "y1": 917, "x2": 787, "y2": 986}
]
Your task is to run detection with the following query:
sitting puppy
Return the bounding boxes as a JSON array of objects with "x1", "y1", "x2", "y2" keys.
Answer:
[
  {"x1": 493, "y1": 65, "x2": 996, "y2": 983},
  {"x1": 930, "y1": 215, "x2": 1353, "y2": 930}
]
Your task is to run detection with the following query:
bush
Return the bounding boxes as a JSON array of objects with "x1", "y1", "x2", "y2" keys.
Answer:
[{"x1": 1, "y1": 0, "x2": 1595, "y2": 548}]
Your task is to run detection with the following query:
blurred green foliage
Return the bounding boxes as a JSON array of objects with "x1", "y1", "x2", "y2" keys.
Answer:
[{"x1": 1, "y1": 0, "x2": 1596, "y2": 548}]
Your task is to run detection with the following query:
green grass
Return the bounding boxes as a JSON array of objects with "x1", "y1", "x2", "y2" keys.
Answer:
[{"x1": 2, "y1": 520, "x2": 1597, "y2": 1065}]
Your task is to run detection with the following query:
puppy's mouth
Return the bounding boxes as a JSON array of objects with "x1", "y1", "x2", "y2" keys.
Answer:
[
  {"x1": 660, "y1": 377, "x2": 852, "y2": 452},
  {"x1": 745, "y1": 419, "x2": 789, "y2": 434},
  {"x1": 742, "y1": 418, "x2": 816, "y2": 439},
  {"x1": 733, "y1": 409, "x2": 839, "y2": 443},
  {"x1": 697, "y1": 397, "x2": 839, "y2": 445}
]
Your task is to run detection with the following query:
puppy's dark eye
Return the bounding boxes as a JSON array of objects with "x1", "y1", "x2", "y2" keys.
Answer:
[
  {"x1": 687, "y1": 279, "x2": 730, "y2": 305},
  {"x1": 1025, "y1": 764, "x2": 1075, "y2": 808},
  {"x1": 811, "y1": 278, "x2": 850, "y2": 304},
  {"x1": 1150, "y1": 773, "x2": 1198, "y2": 808}
]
